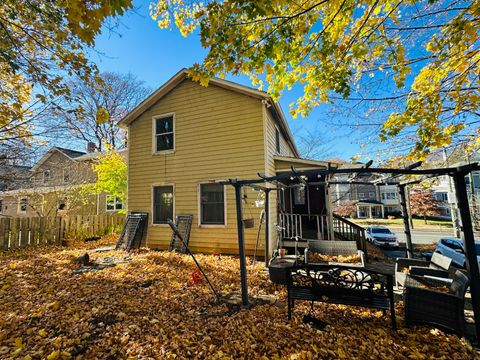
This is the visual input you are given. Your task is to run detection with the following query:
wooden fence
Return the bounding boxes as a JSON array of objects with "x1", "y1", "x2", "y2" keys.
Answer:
[{"x1": 0, "y1": 213, "x2": 126, "y2": 250}]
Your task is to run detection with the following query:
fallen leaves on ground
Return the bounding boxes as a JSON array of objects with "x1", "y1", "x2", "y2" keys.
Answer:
[
  {"x1": 307, "y1": 252, "x2": 361, "y2": 264},
  {"x1": 0, "y1": 238, "x2": 477, "y2": 359}
]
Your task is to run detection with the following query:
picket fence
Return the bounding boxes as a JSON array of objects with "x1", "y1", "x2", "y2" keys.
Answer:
[{"x1": 0, "y1": 213, "x2": 126, "y2": 250}]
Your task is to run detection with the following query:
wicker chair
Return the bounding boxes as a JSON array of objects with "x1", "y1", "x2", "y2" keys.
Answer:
[
  {"x1": 404, "y1": 270, "x2": 469, "y2": 334},
  {"x1": 395, "y1": 252, "x2": 452, "y2": 288}
]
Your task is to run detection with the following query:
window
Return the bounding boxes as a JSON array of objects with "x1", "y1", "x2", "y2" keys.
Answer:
[
  {"x1": 435, "y1": 192, "x2": 448, "y2": 202},
  {"x1": 63, "y1": 170, "x2": 70, "y2": 183},
  {"x1": 368, "y1": 192, "x2": 375, "y2": 198},
  {"x1": 58, "y1": 199, "x2": 66, "y2": 210},
  {"x1": 43, "y1": 170, "x2": 51, "y2": 184},
  {"x1": 381, "y1": 192, "x2": 397, "y2": 200},
  {"x1": 153, "y1": 186, "x2": 174, "y2": 224},
  {"x1": 154, "y1": 115, "x2": 174, "y2": 153},
  {"x1": 275, "y1": 128, "x2": 281, "y2": 154},
  {"x1": 106, "y1": 196, "x2": 124, "y2": 211},
  {"x1": 293, "y1": 186, "x2": 306, "y2": 205},
  {"x1": 200, "y1": 183, "x2": 225, "y2": 225},
  {"x1": 18, "y1": 198, "x2": 28, "y2": 213},
  {"x1": 358, "y1": 192, "x2": 366, "y2": 200}
]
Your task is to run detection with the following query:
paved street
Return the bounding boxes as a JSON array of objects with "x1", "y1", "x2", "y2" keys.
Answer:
[
  {"x1": 378, "y1": 227, "x2": 455, "y2": 258},
  {"x1": 391, "y1": 227, "x2": 455, "y2": 244}
]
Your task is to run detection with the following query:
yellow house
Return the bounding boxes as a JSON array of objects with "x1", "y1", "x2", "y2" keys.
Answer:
[{"x1": 119, "y1": 69, "x2": 334, "y2": 255}]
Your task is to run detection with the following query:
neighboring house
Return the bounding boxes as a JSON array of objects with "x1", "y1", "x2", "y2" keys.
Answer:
[
  {"x1": 119, "y1": 69, "x2": 334, "y2": 254},
  {"x1": 0, "y1": 147, "x2": 126, "y2": 217},
  {"x1": 332, "y1": 163, "x2": 401, "y2": 219},
  {"x1": 432, "y1": 170, "x2": 480, "y2": 219}
]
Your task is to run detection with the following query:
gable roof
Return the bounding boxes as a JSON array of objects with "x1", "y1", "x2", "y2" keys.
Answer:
[
  {"x1": 117, "y1": 68, "x2": 299, "y2": 157},
  {"x1": 30, "y1": 147, "x2": 86, "y2": 171}
]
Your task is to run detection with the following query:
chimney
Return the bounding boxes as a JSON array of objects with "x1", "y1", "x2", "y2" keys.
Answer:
[{"x1": 87, "y1": 142, "x2": 97, "y2": 153}]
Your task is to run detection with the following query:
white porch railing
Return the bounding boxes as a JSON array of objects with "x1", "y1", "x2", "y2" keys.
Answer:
[{"x1": 279, "y1": 213, "x2": 330, "y2": 240}]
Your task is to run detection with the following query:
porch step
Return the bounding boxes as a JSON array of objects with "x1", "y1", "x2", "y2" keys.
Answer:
[{"x1": 281, "y1": 239, "x2": 309, "y2": 248}]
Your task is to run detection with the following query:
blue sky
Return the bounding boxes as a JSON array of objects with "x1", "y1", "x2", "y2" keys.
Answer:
[{"x1": 90, "y1": 3, "x2": 365, "y2": 161}]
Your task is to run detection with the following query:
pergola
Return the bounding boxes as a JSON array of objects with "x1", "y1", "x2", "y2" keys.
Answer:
[{"x1": 228, "y1": 162, "x2": 480, "y2": 339}]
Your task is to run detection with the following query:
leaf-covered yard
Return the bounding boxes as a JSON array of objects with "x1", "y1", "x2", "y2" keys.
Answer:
[{"x1": 0, "y1": 238, "x2": 478, "y2": 360}]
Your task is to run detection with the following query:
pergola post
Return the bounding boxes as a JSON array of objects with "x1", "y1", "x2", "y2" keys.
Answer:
[
  {"x1": 264, "y1": 188, "x2": 271, "y2": 268},
  {"x1": 233, "y1": 181, "x2": 249, "y2": 307},
  {"x1": 398, "y1": 184, "x2": 414, "y2": 258},
  {"x1": 452, "y1": 171, "x2": 480, "y2": 339}
]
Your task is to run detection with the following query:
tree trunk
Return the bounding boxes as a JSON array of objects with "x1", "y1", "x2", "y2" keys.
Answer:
[{"x1": 424, "y1": 215, "x2": 427, "y2": 224}]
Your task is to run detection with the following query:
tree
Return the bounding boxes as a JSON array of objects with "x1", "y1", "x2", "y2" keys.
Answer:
[
  {"x1": 409, "y1": 188, "x2": 442, "y2": 224},
  {"x1": 85, "y1": 151, "x2": 127, "y2": 213},
  {"x1": 50, "y1": 72, "x2": 151, "y2": 151},
  {"x1": 151, "y1": 0, "x2": 480, "y2": 160},
  {"x1": 333, "y1": 200, "x2": 358, "y2": 218},
  {"x1": 0, "y1": 0, "x2": 132, "y2": 146}
]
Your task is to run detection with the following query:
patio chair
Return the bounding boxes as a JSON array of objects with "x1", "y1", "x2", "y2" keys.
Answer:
[
  {"x1": 404, "y1": 270, "x2": 469, "y2": 334},
  {"x1": 395, "y1": 252, "x2": 452, "y2": 288}
]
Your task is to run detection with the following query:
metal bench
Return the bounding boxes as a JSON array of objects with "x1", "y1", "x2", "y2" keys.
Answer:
[{"x1": 286, "y1": 264, "x2": 396, "y2": 329}]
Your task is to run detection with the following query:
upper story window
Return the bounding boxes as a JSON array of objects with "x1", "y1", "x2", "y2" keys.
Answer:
[
  {"x1": 435, "y1": 192, "x2": 448, "y2": 202},
  {"x1": 275, "y1": 128, "x2": 281, "y2": 154},
  {"x1": 153, "y1": 114, "x2": 174, "y2": 153},
  {"x1": 381, "y1": 192, "x2": 397, "y2": 200},
  {"x1": 106, "y1": 195, "x2": 123, "y2": 211},
  {"x1": 63, "y1": 170, "x2": 70, "y2": 183},
  {"x1": 368, "y1": 192, "x2": 375, "y2": 198},
  {"x1": 358, "y1": 192, "x2": 366, "y2": 200},
  {"x1": 43, "y1": 170, "x2": 51, "y2": 184},
  {"x1": 18, "y1": 198, "x2": 28, "y2": 213}
]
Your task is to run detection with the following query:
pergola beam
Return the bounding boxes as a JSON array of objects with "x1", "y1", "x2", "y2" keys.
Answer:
[
  {"x1": 452, "y1": 171, "x2": 480, "y2": 338},
  {"x1": 232, "y1": 163, "x2": 480, "y2": 187}
]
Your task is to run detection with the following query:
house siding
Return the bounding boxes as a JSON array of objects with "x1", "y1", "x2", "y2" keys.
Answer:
[
  {"x1": 263, "y1": 109, "x2": 297, "y2": 252},
  {"x1": 127, "y1": 79, "x2": 267, "y2": 253}
]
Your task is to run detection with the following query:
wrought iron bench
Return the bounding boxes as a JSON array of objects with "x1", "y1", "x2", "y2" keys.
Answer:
[
  {"x1": 404, "y1": 270, "x2": 469, "y2": 334},
  {"x1": 286, "y1": 264, "x2": 396, "y2": 329},
  {"x1": 395, "y1": 252, "x2": 452, "y2": 288}
]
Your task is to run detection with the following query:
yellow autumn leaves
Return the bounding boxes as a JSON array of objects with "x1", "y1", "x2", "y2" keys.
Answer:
[
  {"x1": 0, "y1": 236, "x2": 478, "y2": 359},
  {"x1": 151, "y1": 0, "x2": 480, "y2": 160}
]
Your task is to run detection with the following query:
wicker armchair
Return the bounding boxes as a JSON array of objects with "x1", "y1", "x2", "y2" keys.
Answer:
[
  {"x1": 395, "y1": 252, "x2": 452, "y2": 288},
  {"x1": 404, "y1": 270, "x2": 469, "y2": 334}
]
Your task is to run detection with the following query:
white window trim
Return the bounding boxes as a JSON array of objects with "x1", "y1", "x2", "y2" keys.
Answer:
[
  {"x1": 106, "y1": 195, "x2": 124, "y2": 212},
  {"x1": 18, "y1": 197, "x2": 28, "y2": 214},
  {"x1": 152, "y1": 113, "x2": 175, "y2": 155},
  {"x1": 151, "y1": 183, "x2": 175, "y2": 227},
  {"x1": 274, "y1": 125, "x2": 281, "y2": 155},
  {"x1": 198, "y1": 181, "x2": 227, "y2": 228},
  {"x1": 43, "y1": 169, "x2": 51, "y2": 184},
  {"x1": 63, "y1": 169, "x2": 70, "y2": 184}
]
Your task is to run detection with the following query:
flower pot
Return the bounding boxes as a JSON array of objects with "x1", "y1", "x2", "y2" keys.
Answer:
[{"x1": 242, "y1": 218, "x2": 255, "y2": 228}]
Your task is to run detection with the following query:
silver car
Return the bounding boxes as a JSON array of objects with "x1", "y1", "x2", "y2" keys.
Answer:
[
  {"x1": 435, "y1": 237, "x2": 480, "y2": 268},
  {"x1": 365, "y1": 226, "x2": 399, "y2": 248}
]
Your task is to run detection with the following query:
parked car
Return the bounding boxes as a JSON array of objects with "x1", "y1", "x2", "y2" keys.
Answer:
[
  {"x1": 365, "y1": 226, "x2": 399, "y2": 248},
  {"x1": 434, "y1": 237, "x2": 480, "y2": 268}
]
